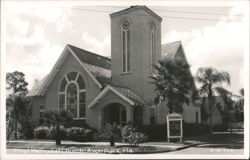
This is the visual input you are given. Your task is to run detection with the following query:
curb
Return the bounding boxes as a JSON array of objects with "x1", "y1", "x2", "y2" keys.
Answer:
[{"x1": 175, "y1": 142, "x2": 203, "y2": 151}]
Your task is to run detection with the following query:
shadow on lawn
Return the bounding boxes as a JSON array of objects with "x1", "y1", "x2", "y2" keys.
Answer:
[
  {"x1": 60, "y1": 144, "x2": 93, "y2": 148},
  {"x1": 184, "y1": 133, "x2": 244, "y2": 143}
]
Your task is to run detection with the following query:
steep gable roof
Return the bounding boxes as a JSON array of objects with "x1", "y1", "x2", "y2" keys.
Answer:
[
  {"x1": 110, "y1": 5, "x2": 162, "y2": 22},
  {"x1": 88, "y1": 85, "x2": 145, "y2": 108},
  {"x1": 111, "y1": 85, "x2": 145, "y2": 105},
  {"x1": 67, "y1": 45, "x2": 112, "y2": 86},
  {"x1": 161, "y1": 41, "x2": 181, "y2": 60},
  {"x1": 26, "y1": 75, "x2": 49, "y2": 97},
  {"x1": 161, "y1": 41, "x2": 197, "y2": 91},
  {"x1": 27, "y1": 44, "x2": 112, "y2": 96},
  {"x1": 68, "y1": 44, "x2": 111, "y2": 69}
]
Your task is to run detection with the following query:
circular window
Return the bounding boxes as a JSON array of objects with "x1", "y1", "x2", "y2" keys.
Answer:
[{"x1": 122, "y1": 21, "x2": 129, "y2": 30}]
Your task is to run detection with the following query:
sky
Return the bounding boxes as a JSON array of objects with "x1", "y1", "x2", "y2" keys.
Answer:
[{"x1": 4, "y1": 0, "x2": 249, "y2": 95}]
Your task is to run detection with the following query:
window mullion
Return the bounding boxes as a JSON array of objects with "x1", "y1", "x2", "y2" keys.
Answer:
[
  {"x1": 65, "y1": 75, "x2": 69, "y2": 82},
  {"x1": 77, "y1": 88, "x2": 79, "y2": 118},
  {"x1": 64, "y1": 91, "x2": 67, "y2": 110},
  {"x1": 75, "y1": 72, "x2": 79, "y2": 81}
]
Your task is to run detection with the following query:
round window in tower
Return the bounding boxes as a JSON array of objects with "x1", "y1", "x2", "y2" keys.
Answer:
[{"x1": 122, "y1": 21, "x2": 130, "y2": 30}]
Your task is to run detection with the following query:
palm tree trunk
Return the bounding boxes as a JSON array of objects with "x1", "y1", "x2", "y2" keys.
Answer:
[
  {"x1": 56, "y1": 121, "x2": 61, "y2": 145},
  {"x1": 14, "y1": 117, "x2": 17, "y2": 139},
  {"x1": 209, "y1": 106, "x2": 213, "y2": 134},
  {"x1": 208, "y1": 89, "x2": 213, "y2": 134}
]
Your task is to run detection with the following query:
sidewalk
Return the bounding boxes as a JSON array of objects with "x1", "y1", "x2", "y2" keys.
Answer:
[{"x1": 8, "y1": 139, "x2": 202, "y2": 152}]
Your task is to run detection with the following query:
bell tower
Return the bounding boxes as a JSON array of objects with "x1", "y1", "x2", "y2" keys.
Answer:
[{"x1": 110, "y1": 6, "x2": 162, "y2": 100}]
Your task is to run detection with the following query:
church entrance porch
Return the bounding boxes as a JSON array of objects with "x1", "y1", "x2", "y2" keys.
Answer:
[{"x1": 102, "y1": 103, "x2": 133, "y2": 128}]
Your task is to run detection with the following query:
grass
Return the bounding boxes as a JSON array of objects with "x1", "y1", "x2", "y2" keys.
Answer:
[
  {"x1": 6, "y1": 142, "x2": 173, "y2": 154},
  {"x1": 183, "y1": 133, "x2": 244, "y2": 143}
]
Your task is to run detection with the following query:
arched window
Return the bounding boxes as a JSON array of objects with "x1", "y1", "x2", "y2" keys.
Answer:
[
  {"x1": 150, "y1": 22, "x2": 155, "y2": 72},
  {"x1": 59, "y1": 72, "x2": 86, "y2": 119},
  {"x1": 121, "y1": 20, "x2": 130, "y2": 73},
  {"x1": 150, "y1": 105, "x2": 156, "y2": 124}
]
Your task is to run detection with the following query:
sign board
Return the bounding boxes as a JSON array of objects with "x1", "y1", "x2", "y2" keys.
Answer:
[{"x1": 167, "y1": 113, "x2": 183, "y2": 142}]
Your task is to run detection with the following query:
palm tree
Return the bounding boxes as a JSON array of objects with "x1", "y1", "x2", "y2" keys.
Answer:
[
  {"x1": 99, "y1": 122, "x2": 121, "y2": 146},
  {"x1": 215, "y1": 88, "x2": 235, "y2": 132},
  {"x1": 234, "y1": 88, "x2": 244, "y2": 122},
  {"x1": 6, "y1": 110, "x2": 14, "y2": 143},
  {"x1": 195, "y1": 67, "x2": 230, "y2": 134},
  {"x1": 43, "y1": 109, "x2": 72, "y2": 145},
  {"x1": 6, "y1": 92, "x2": 27, "y2": 139},
  {"x1": 150, "y1": 59, "x2": 193, "y2": 113}
]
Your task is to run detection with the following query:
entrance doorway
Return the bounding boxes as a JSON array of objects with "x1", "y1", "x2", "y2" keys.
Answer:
[{"x1": 102, "y1": 103, "x2": 127, "y2": 126}]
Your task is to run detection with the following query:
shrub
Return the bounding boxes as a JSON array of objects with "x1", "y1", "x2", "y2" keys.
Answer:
[
  {"x1": 49, "y1": 126, "x2": 67, "y2": 140},
  {"x1": 121, "y1": 124, "x2": 136, "y2": 142},
  {"x1": 127, "y1": 132, "x2": 148, "y2": 146},
  {"x1": 34, "y1": 126, "x2": 50, "y2": 139},
  {"x1": 67, "y1": 127, "x2": 94, "y2": 142},
  {"x1": 121, "y1": 124, "x2": 148, "y2": 146}
]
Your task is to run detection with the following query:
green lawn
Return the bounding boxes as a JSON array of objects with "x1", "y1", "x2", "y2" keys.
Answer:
[{"x1": 184, "y1": 133, "x2": 244, "y2": 143}]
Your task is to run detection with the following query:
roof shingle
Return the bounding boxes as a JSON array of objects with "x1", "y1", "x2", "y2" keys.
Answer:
[
  {"x1": 68, "y1": 44, "x2": 111, "y2": 70},
  {"x1": 161, "y1": 41, "x2": 181, "y2": 60},
  {"x1": 111, "y1": 85, "x2": 145, "y2": 105},
  {"x1": 26, "y1": 75, "x2": 49, "y2": 97}
]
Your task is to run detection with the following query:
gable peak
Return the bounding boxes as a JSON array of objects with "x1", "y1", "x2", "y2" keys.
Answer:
[{"x1": 110, "y1": 5, "x2": 162, "y2": 22}]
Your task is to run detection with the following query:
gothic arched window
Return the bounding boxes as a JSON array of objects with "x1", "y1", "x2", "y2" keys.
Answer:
[
  {"x1": 150, "y1": 22, "x2": 155, "y2": 72},
  {"x1": 121, "y1": 20, "x2": 130, "y2": 73},
  {"x1": 58, "y1": 72, "x2": 86, "y2": 119}
]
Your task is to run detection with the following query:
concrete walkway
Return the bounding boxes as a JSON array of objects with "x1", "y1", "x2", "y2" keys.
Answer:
[{"x1": 8, "y1": 139, "x2": 200, "y2": 150}]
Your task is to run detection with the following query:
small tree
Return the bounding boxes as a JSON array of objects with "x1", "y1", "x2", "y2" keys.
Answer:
[
  {"x1": 150, "y1": 59, "x2": 193, "y2": 113},
  {"x1": 99, "y1": 123, "x2": 121, "y2": 146},
  {"x1": 43, "y1": 109, "x2": 72, "y2": 145},
  {"x1": 6, "y1": 92, "x2": 27, "y2": 139},
  {"x1": 6, "y1": 71, "x2": 28, "y2": 93},
  {"x1": 6, "y1": 71, "x2": 29, "y2": 139}
]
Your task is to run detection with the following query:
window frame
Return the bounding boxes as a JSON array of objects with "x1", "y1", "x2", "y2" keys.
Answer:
[
  {"x1": 120, "y1": 107, "x2": 127, "y2": 126},
  {"x1": 196, "y1": 111, "x2": 199, "y2": 123},
  {"x1": 58, "y1": 72, "x2": 86, "y2": 120},
  {"x1": 121, "y1": 20, "x2": 130, "y2": 73},
  {"x1": 39, "y1": 105, "x2": 45, "y2": 125},
  {"x1": 150, "y1": 105, "x2": 156, "y2": 124}
]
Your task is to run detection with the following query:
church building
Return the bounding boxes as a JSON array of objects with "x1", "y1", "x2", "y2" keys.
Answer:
[{"x1": 28, "y1": 6, "x2": 201, "y2": 131}]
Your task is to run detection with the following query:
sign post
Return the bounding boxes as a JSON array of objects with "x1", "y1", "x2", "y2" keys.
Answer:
[{"x1": 167, "y1": 113, "x2": 183, "y2": 142}]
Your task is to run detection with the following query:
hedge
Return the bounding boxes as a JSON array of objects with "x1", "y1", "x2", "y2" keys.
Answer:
[
  {"x1": 34, "y1": 126, "x2": 95, "y2": 142},
  {"x1": 66, "y1": 127, "x2": 94, "y2": 142}
]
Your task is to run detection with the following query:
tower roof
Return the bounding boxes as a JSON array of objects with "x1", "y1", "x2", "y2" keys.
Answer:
[{"x1": 110, "y1": 5, "x2": 162, "y2": 22}]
